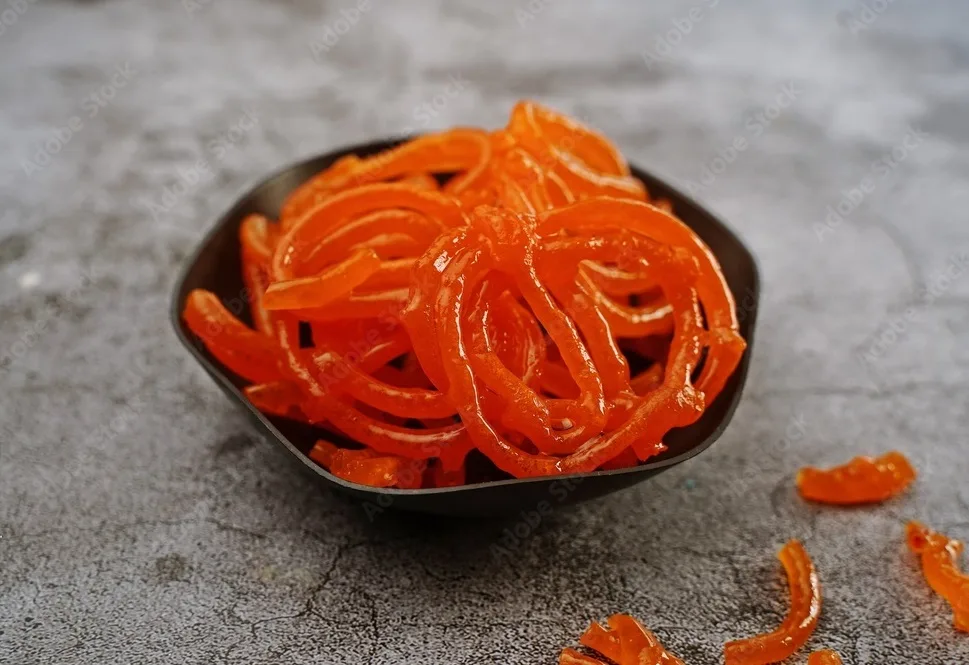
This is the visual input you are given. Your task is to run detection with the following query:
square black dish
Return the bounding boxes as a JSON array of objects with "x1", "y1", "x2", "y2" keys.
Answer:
[{"x1": 171, "y1": 139, "x2": 760, "y2": 517}]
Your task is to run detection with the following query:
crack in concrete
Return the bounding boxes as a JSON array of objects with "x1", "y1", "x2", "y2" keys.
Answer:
[{"x1": 214, "y1": 540, "x2": 383, "y2": 664}]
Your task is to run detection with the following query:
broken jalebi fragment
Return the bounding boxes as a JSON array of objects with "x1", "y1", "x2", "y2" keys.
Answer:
[
  {"x1": 724, "y1": 540, "x2": 821, "y2": 665},
  {"x1": 182, "y1": 102, "x2": 746, "y2": 488},
  {"x1": 907, "y1": 521, "x2": 969, "y2": 632},
  {"x1": 807, "y1": 650, "x2": 842, "y2": 665},
  {"x1": 557, "y1": 614, "x2": 686, "y2": 665},
  {"x1": 797, "y1": 451, "x2": 916, "y2": 505},
  {"x1": 558, "y1": 650, "x2": 608, "y2": 665}
]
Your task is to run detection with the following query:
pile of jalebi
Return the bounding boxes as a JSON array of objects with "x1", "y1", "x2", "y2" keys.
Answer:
[{"x1": 183, "y1": 101, "x2": 746, "y2": 488}]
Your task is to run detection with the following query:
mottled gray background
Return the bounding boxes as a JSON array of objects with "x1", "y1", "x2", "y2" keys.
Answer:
[{"x1": 1, "y1": 1, "x2": 968, "y2": 663}]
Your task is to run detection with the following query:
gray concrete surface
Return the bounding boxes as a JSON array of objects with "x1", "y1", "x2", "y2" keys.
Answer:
[{"x1": 1, "y1": 1, "x2": 968, "y2": 663}]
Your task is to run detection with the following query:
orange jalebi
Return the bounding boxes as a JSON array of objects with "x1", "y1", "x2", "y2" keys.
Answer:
[
  {"x1": 558, "y1": 614, "x2": 686, "y2": 665},
  {"x1": 559, "y1": 614, "x2": 847, "y2": 665},
  {"x1": 182, "y1": 101, "x2": 746, "y2": 488},
  {"x1": 724, "y1": 540, "x2": 821, "y2": 665},
  {"x1": 796, "y1": 451, "x2": 916, "y2": 505},
  {"x1": 907, "y1": 521, "x2": 969, "y2": 632},
  {"x1": 806, "y1": 650, "x2": 842, "y2": 665}
]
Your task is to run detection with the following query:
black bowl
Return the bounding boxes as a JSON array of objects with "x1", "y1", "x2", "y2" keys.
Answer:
[{"x1": 170, "y1": 138, "x2": 759, "y2": 517}]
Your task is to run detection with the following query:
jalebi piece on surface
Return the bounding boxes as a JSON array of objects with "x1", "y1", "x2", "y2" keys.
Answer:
[
  {"x1": 724, "y1": 540, "x2": 821, "y2": 665},
  {"x1": 797, "y1": 451, "x2": 916, "y2": 505},
  {"x1": 907, "y1": 521, "x2": 969, "y2": 632}
]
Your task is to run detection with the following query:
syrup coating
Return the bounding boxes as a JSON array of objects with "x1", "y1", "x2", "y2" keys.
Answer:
[
  {"x1": 182, "y1": 102, "x2": 746, "y2": 488},
  {"x1": 907, "y1": 521, "x2": 969, "y2": 632},
  {"x1": 567, "y1": 614, "x2": 685, "y2": 665},
  {"x1": 807, "y1": 650, "x2": 843, "y2": 665},
  {"x1": 797, "y1": 451, "x2": 916, "y2": 505},
  {"x1": 724, "y1": 540, "x2": 821, "y2": 665}
]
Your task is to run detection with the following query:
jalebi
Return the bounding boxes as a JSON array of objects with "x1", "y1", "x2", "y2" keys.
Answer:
[
  {"x1": 806, "y1": 650, "x2": 842, "y2": 665},
  {"x1": 724, "y1": 540, "x2": 821, "y2": 665},
  {"x1": 558, "y1": 614, "x2": 686, "y2": 665},
  {"x1": 182, "y1": 101, "x2": 746, "y2": 488},
  {"x1": 797, "y1": 451, "x2": 916, "y2": 505},
  {"x1": 907, "y1": 521, "x2": 969, "y2": 632}
]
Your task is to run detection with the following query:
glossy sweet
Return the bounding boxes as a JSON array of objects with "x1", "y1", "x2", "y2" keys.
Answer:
[
  {"x1": 907, "y1": 521, "x2": 969, "y2": 632},
  {"x1": 558, "y1": 614, "x2": 686, "y2": 665},
  {"x1": 724, "y1": 540, "x2": 821, "y2": 665},
  {"x1": 797, "y1": 451, "x2": 916, "y2": 505},
  {"x1": 807, "y1": 650, "x2": 843, "y2": 665},
  {"x1": 180, "y1": 102, "x2": 747, "y2": 488},
  {"x1": 181, "y1": 289, "x2": 283, "y2": 384}
]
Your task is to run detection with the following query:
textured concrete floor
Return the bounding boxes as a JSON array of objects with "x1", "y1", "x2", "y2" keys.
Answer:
[{"x1": 2, "y1": 1, "x2": 968, "y2": 663}]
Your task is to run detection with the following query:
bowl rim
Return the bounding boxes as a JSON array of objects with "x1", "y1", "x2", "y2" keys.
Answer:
[{"x1": 170, "y1": 138, "x2": 760, "y2": 496}]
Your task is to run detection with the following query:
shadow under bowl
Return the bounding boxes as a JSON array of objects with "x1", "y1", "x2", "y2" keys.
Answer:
[{"x1": 170, "y1": 138, "x2": 760, "y2": 517}]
